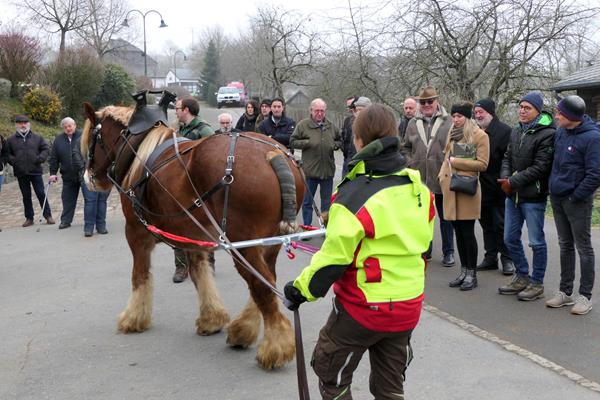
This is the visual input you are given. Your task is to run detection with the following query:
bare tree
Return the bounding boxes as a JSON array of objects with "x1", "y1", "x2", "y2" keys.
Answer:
[
  {"x1": 0, "y1": 28, "x2": 42, "y2": 97},
  {"x1": 75, "y1": 0, "x2": 128, "y2": 59},
  {"x1": 20, "y1": 0, "x2": 91, "y2": 55}
]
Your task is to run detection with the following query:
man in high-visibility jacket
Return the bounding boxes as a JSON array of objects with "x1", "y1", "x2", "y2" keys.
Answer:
[{"x1": 285, "y1": 104, "x2": 435, "y2": 400}]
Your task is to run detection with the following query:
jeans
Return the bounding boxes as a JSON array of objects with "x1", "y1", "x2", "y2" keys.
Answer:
[
  {"x1": 550, "y1": 195, "x2": 595, "y2": 300},
  {"x1": 479, "y1": 202, "x2": 511, "y2": 261},
  {"x1": 18, "y1": 175, "x2": 52, "y2": 220},
  {"x1": 452, "y1": 220, "x2": 477, "y2": 270},
  {"x1": 302, "y1": 177, "x2": 333, "y2": 226},
  {"x1": 60, "y1": 179, "x2": 83, "y2": 225},
  {"x1": 504, "y1": 197, "x2": 547, "y2": 284},
  {"x1": 0, "y1": 174, "x2": 4, "y2": 192},
  {"x1": 82, "y1": 183, "x2": 110, "y2": 232}
]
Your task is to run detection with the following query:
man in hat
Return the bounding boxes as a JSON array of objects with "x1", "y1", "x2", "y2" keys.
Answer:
[
  {"x1": 255, "y1": 98, "x2": 272, "y2": 131},
  {"x1": 473, "y1": 98, "x2": 515, "y2": 275},
  {"x1": 5, "y1": 115, "x2": 55, "y2": 227},
  {"x1": 402, "y1": 86, "x2": 455, "y2": 267},
  {"x1": 546, "y1": 95, "x2": 600, "y2": 315},
  {"x1": 498, "y1": 92, "x2": 555, "y2": 301}
]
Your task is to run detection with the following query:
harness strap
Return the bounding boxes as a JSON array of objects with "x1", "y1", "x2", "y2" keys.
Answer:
[
  {"x1": 147, "y1": 225, "x2": 218, "y2": 248},
  {"x1": 221, "y1": 132, "x2": 240, "y2": 234}
]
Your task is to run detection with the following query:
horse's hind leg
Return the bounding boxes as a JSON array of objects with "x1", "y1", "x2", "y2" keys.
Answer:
[
  {"x1": 118, "y1": 222, "x2": 156, "y2": 333},
  {"x1": 234, "y1": 247, "x2": 295, "y2": 370},
  {"x1": 188, "y1": 251, "x2": 230, "y2": 335}
]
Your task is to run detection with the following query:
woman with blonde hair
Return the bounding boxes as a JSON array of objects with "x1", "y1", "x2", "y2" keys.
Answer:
[{"x1": 439, "y1": 102, "x2": 490, "y2": 290}]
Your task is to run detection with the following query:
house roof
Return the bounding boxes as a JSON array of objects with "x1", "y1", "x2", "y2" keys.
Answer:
[
  {"x1": 172, "y1": 68, "x2": 201, "y2": 80},
  {"x1": 552, "y1": 62, "x2": 600, "y2": 91},
  {"x1": 106, "y1": 38, "x2": 157, "y2": 65}
]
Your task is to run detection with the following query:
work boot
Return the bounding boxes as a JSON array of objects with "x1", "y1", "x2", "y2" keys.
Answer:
[
  {"x1": 45, "y1": 216, "x2": 55, "y2": 225},
  {"x1": 571, "y1": 295, "x2": 592, "y2": 315},
  {"x1": 476, "y1": 258, "x2": 498, "y2": 271},
  {"x1": 500, "y1": 256, "x2": 516, "y2": 275},
  {"x1": 517, "y1": 282, "x2": 544, "y2": 301},
  {"x1": 498, "y1": 274, "x2": 529, "y2": 295},
  {"x1": 449, "y1": 266, "x2": 467, "y2": 287},
  {"x1": 545, "y1": 291, "x2": 574, "y2": 308},
  {"x1": 172, "y1": 265, "x2": 188, "y2": 283},
  {"x1": 59, "y1": 222, "x2": 71, "y2": 229},
  {"x1": 22, "y1": 219, "x2": 34, "y2": 227},
  {"x1": 442, "y1": 252, "x2": 455, "y2": 267},
  {"x1": 460, "y1": 269, "x2": 477, "y2": 291}
]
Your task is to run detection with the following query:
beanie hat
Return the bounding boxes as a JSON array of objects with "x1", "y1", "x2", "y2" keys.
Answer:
[
  {"x1": 353, "y1": 96, "x2": 372, "y2": 108},
  {"x1": 450, "y1": 102, "x2": 473, "y2": 119},
  {"x1": 474, "y1": 98, "x2": 496, "y2": 116},
  {"x1": 520, "y1": 92, "x2": 544, "y2": 113},
  {"x1": 260, "y1": 98, "x2": 272, "y2": 107},
  {"x1": 556, "y1": 95, "x2": 586, "y2": 122}
]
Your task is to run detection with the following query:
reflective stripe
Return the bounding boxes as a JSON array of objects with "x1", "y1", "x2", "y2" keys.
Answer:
[{"x1": 336, "y1": 351, "x2": 354, "y2": 387}]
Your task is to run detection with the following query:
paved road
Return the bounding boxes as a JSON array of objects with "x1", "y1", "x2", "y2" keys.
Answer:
[{"x1": 1, "y1": 104, "x2": 599, "y2": 398}]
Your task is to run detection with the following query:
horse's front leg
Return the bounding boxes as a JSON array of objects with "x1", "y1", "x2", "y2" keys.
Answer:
[
  {"x1": 117, "y1": 221, "x2": 156, "y2": 333},
  {"x1": 188, "y1": 251, "x2": 230, "y2": 335}
]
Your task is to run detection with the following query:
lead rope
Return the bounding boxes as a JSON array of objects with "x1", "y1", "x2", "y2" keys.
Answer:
[{"x1": 116, "y1": 128, "x2": 311, "y2": 399}]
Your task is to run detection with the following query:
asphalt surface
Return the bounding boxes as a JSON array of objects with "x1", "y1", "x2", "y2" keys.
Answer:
[{"x1": 1, "y1": 104, "x2": 600, "y2": 399}]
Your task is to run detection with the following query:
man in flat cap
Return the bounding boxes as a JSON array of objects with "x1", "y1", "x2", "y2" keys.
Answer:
[
  {"x1": 5, "y1": 115, "x2": 55, "y2": 227},
  {"x1": 402, "y1": 86, "x2": 455, "y2": 267}
]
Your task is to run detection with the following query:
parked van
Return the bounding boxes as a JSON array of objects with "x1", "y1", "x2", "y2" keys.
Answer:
[{"x1": 216, "y1": 86, "x2": 241, "y2": 108}]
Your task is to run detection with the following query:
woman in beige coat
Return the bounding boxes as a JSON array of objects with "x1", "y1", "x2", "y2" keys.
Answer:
[{"x1": 438, "y1": 102, "x2": 490, "y2": 290}]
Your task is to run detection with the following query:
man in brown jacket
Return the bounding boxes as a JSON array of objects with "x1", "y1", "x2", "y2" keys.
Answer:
[{"x1": 402, "y1": 86, "x2": 454, "y2": 266}]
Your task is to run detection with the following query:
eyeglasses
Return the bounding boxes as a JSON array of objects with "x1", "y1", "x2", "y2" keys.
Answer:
[{"x1": 419, "y1": 99, "x2": 436, "y2": 105}]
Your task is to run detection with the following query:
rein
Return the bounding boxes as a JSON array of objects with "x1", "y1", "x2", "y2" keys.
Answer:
[{"x1": 88, "y1": 121, "x2": 312, "y2": 400}]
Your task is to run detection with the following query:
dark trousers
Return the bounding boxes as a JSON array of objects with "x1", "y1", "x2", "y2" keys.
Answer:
[
  {"x1": 479, "y1": 202, "x2": 511, "y2": 261},
  {"x1": 311, "y1": 298, "x2": 412, "y2": 400},
  {"x1": 451, "y1": 220, "x2": 477, "y2": 270},
  {"x1": 18, "y1": 175, "x2": 52, "y2": 220},
  {"x1": 60, "y1": 180, "x2": 82, "y2": 225},
  {"x1": 302, "y1": 177, "x2": 333, "y2": 226},
  {"x1": 427, "y1": 193, "x2": 454, "y2": 257},
  {"x1": 550, "y1": 195, "x2": 595, "y2": 300}
]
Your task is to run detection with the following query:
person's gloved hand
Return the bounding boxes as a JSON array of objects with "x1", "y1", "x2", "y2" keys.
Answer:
[
  {"x1": 284, "y1": 281, "x2": 307, "y2": 311},
  {"x1": 497, "y1": 178, "x2": 513, "y2": 196}
]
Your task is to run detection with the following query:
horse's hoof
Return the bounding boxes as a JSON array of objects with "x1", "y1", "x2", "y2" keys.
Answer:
[
  {"x1": 226, "y1": 317, "x2": 261, "y2": 348},
  {"x1": 196, "y1": 307, "x2": 230, "y2": 336},
  {"x1": 117, "y1": 311, "x2": 151, "y2": 333},
  {"x1": 256, "y1": 340, "x2": 295, "y2": 370}
]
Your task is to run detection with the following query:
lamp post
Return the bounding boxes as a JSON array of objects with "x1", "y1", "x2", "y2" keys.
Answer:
[
  {"x1": 173, "y1": 50, "x2": 187, "y2": 86},
  {"x1": 122, "y1": 9, "x2": 167, "y2": 77}
]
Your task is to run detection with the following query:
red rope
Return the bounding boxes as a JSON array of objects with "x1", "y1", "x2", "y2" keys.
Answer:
[
  {"x1": 147, "y1": 225, "x2": 219, "y2": 248},
  {"x1": 300, "y1": 224, "x2": 320, "y2": 231}
]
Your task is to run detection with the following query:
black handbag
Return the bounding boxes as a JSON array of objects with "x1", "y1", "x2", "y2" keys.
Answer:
[{"x1": 448, "y1": 160, "x2": 478, "y2": 195}]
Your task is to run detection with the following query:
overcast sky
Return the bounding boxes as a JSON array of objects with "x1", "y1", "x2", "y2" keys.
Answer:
[{"x1": 0, "y1": 0, "x2": 353, "y2": 55}]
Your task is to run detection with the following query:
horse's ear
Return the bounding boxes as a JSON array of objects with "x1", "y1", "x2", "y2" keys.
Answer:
[{"x1": 84, "y1": 102, "x2": 96, "y2": 124}]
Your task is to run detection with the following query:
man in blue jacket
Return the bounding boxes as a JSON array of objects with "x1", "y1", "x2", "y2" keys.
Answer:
[
  {"x1": 257, "y1": 97, "x2": 295, "y2": 147},
  {"x1": 546, "y1": 95, "x2": 600, "y2": 315}
]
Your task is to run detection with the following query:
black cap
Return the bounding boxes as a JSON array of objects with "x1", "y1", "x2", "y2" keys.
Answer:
[
  {"x1": 15, "y1": 115, "x2": 29, "y2": 123},
  {"x1": 450, "y1": 102, "x2": 473, "y2": 119},
  {"x1": 474, "y1": 98, "x2": 496, "y2": 116},
  {"x1": 556, "y1": 95, "x2": 586, "y2": 122},
  {"x1": 260, "y1": 98, "x2": 272, "y2": 107}
]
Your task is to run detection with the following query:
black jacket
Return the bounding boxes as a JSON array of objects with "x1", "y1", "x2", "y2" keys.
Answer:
[
  {"x1": 6, "y1": 130, "x2": 49, "y2": 177},
  {"x1": 235, "y1": 113, "x2": 258, "y2": 132},
  {"x1": 341, "y1": 115, "x2": 356, "y2": 161},
  {"x1": 480, "y1": 117, "x2": 512, "y2": 205},
  {"x1": 49, "y1": 129, "x2": 83, "y2": 182},
  {"x1": 257, "y1": 114, "x2": 296, "y2": 147},
  {"x1": 397, "y1": 116, "x2": 412, "y2": 141},
  {"x1": 500, "y1": 111, "x2": 556, "y2": 203},
  {"x1": 0, "y1": 134, "x2": 7, "y2": 173}
]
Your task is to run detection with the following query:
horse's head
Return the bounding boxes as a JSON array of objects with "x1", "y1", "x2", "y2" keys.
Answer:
[{"x1": 82, "y1": 102, "x2": 133, "y2": 191}]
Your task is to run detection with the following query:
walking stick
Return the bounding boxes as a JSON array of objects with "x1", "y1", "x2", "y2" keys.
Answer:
[{"x1": 36, "y1": 181, "x2": 52, "y2": 232}]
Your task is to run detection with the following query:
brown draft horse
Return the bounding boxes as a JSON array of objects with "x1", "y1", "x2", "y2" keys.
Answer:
[{"x1": 81, "y1": 103, "x2": 305, "y2": 370}]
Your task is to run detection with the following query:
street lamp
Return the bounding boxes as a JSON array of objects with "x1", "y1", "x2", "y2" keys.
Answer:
[
  {"x1": 173, "y1": 50, "x2": 187, "y2": 85},
  {"x1": 122, "y1": 9, "x2": 167, "y2": 77}
]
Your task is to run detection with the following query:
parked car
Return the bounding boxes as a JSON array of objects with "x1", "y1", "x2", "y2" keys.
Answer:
[
  {"x1": 216, "y1": 86, "x2": 241, "y2": 108},
  {"x1": 227, "y1": 81, "x2": 247, "y2": 104}
]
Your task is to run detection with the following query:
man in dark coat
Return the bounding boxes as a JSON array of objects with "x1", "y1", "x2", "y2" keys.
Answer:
[
  {"x1": 498, "y1": 92, "x2": 555, "y2": 301},
  {"x1": 473, "y1": 98, "x2": 515, "y2": 275},
  {"x1": 546, "y1": 95, "x2": 600, "y2": 315},
  {"x1": 397, "y1": 97, "x2": 417, "y2": 141},
  {"x1": 6, "y1": 115, "x2": 54, "y2": 227},
  {"x1": 257, "y1": 97, "x2": 296, "y2": 147}
]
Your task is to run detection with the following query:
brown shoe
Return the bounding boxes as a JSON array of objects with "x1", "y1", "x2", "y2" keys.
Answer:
[
  {"x1": 172, "y1": 265, "x2": 188, "y2": 283},
  {"x1": 45, "y1": 216, "x2": 55, "y2": 225},
  {"x1": 22, "y1": 219, "x2": 34, "y2": 227}
]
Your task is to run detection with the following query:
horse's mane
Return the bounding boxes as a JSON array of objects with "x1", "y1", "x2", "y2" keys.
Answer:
[{"x1": 81, "y1": 105, "x2": 174, "y2": 187}]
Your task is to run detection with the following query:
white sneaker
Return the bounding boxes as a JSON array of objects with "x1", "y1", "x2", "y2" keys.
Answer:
[
  {"x1": 545, "y1": 291, "x2": 574, "y2": 308},
  {"x1": 571, "y1": 295, "x2": 592, "y2": 315}
]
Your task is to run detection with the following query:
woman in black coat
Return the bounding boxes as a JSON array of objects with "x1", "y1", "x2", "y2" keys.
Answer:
[{"x1": 235, "y1": 99, "x2": 259, "y2": 132}]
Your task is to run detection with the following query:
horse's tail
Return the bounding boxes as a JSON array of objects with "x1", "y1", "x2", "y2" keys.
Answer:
[{"x1": 267, "y1": 151, "x2": 299, "y2": 235}]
